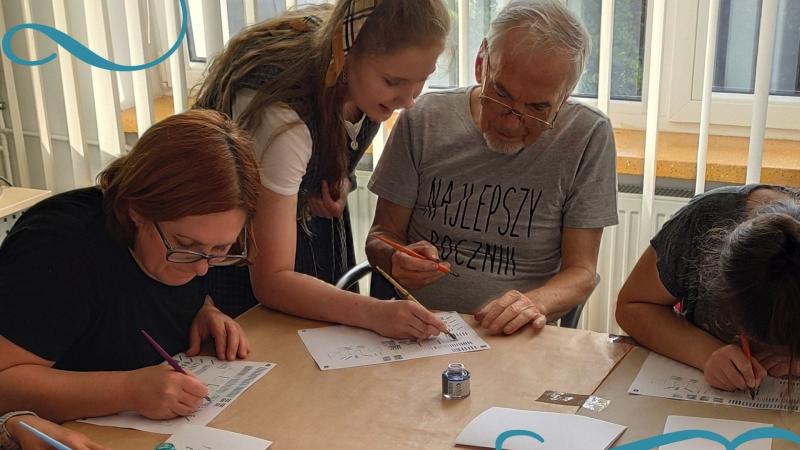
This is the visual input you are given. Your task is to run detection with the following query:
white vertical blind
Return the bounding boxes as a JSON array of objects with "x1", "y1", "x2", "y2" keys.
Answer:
[
  {"x1": 0, "y1": 4, "x2": 30, "y2": 186},
  {"x1": 457, "y1": 0, "x2": 470, "y2": 87},
  {"x1": 52, "y1": 0, "x2": 92, "y2": 188},
  {"x1": 596, "y1": 0, "x2": 615, "y2": 114},
  {"x1": 84, "y1": 0, "x2": 125, "y2": 160},
  {"x1": 125, "y1": 0, "x2": 155, "y2": 136},
  {"x1": 637, "y1": 0, "x2": 667, "y2": 254},
  {"x1": 745, "y1": 0, "x2": 778, "y2": 184},
  {"x1": 202, "y1": 1, "x2": 224, "y2": 60},
  {"x1": 219, "y1": 0, "x2": 232, "y2": 43},
  {"x1": 244, "y1": 0, "x2": 258, "y2": 26},
  {"x1": 165, "y1": 0, "x2": 189, "y2": 114},
  {"x1": 21, "y1": 0, "x2": 55, "y2": 190},
  {"x1": 695, "y1": 0, "x2": 720, "y2": 195}
]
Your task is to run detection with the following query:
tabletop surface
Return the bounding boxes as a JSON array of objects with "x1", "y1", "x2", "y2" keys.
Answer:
[{"x1": 68, "y1": 306, "x2": 631, "y2": 449}]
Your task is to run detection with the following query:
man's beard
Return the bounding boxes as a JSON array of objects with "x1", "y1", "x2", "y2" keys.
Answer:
[{"x1": 483, "y1": 132, "x2": 524, "y2": 155}]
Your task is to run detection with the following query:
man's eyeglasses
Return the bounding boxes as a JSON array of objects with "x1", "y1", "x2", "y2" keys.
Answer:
[
  {"x1": 478, "y1": 55, "x2": 557, "y2": 131},
  {"x1": 155, "y1": 222, "x2": 248, "y2": 267}
]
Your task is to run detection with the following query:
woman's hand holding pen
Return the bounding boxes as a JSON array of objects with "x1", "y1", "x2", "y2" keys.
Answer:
[
  {"x1": 365, "y1": 299, "x2": 447, "y2": 340},
  {"x1": 703, "y1": 344, "x2": 767, "y2": 393},
  {"x1": 7, "y1": 415, "x2": 110, "y2": 450},
  {"x1": 390, "y1": 240, "x2": 449, "y2": 289},
  {"x1": 123, "y1": 365, "x2": 208, "y2": 419}
]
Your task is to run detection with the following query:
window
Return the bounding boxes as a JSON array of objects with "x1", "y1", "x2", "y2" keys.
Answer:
[
  {"x1": 186, "y1": 0, "x2": 297, "y2": 64},
  {"x1": 427, "y1": 0, "x2": 649, "y2": 105},
  {"x1": 667, "y1": 0, "x2": 800, "y2": 132},
  {"x1": 567, "y1": 0, "x2": 648, "y2": 101},
  {"x1": 429, "y1": 0, "x2": 503, "y2": 89},
  {"x1": 186, "y1": 0, "x2": 208, "y2": 63},
  {"x1": 713, "y1": 0, "x2": 799, "y2": 97}
]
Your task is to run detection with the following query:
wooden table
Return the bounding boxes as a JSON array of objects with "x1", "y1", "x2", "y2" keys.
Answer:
[
  {"x1": 578, "y1": 346, "x2": 800, "y2": 449},
  {"x1": 69, "y1": 306, "x2": 630, "y2": 449}
]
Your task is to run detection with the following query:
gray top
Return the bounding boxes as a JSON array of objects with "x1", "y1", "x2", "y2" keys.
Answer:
[
  {"x1": 368, "y1": 87, "x2": 618, "y2": 312},
  {"x1": 650, "y1": 184, "x2": 795, "y2": 344}
]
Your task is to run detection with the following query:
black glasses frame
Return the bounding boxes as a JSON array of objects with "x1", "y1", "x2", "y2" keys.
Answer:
[
  {"x1": 154, "y1": 222, "x2": 248, "y2": 267},
  {"x1": 478, "y1": 53, "x2": 558, "y2": 131}
]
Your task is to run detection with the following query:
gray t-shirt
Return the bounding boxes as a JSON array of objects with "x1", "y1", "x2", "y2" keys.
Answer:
[
  {"x1": 649, "y1": 184, "x2": 796, "y2": 344},
  {"x1": 368, "y1": 88, "x2": 618, "y2": 312}
]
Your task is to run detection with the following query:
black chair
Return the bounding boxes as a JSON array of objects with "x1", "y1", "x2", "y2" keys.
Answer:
[{"x1": 335, "y1": 261, "x2": 599, "y2": 329}]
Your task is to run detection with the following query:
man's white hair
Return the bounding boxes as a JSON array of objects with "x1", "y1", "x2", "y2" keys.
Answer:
[{"x1": 486, "y1": 0, "x2": 591, "y2": 101}]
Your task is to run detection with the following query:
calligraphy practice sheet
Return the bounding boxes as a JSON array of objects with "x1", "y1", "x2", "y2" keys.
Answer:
[
  {"x1": 80, "y1": 355, "x2": 275, "y2": 433},
  {"x1": 629, "y1": 352, "x2": 799, "y2": 412},
  {"x1": 166, "y1": 425, "x2": 272, "y2": 450},
  {"x1": 298, "y1": 311, "x2": 490, "y2": 370}
]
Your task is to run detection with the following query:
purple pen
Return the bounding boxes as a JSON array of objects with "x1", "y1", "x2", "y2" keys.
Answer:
[{"x1": 140, "y1": 329, "x2": 211, "y2": 402}]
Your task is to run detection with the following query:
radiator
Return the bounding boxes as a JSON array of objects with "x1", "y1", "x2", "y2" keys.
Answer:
[{"x1": 347, "y1": 173, "x2": 693, "y2": 334}]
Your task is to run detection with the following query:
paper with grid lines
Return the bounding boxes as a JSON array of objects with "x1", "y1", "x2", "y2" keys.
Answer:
[
  {"x1": 298, "y1": 311, "x2": 489, "y2": 370},
  {"x1": 79, "y1": 355, "x2": 275, "y2": 433},
  {"x1": 629, "y1": 352, "x2": 798, "y2": 412}
]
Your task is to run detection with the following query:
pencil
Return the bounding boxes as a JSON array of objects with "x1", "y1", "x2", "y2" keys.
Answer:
[
  {"x1": 18, "y1": 421, "x2": 71, "y2": 450},
  {"x1": 739, "y1": 333, "x2": 757, "y2": 400},
  {"x1": 374, "y1": 235, "x2": 460, "y2": 277},
  {"x1": 140, "y1": 329, "x2": 212, "y2": 402},
  {"x1": 372, "y1": 265, "x2": 458, "y2": 340}
]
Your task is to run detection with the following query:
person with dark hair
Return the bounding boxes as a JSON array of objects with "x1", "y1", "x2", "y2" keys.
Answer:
[
  {"x1": 617, "y1": 184, "x2": 800, "y2": 393},
  {"x1": 194, "y1": 0, "x2": 453, "y2": 339},
  {"x1": 0, "y1": 110, "x2": 260, "y2": 423}
]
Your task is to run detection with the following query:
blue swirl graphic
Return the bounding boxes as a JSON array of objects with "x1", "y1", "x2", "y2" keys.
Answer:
[
  {"x1": 2, "y1": 0, "x2": 187, "y2": 72},
  {"x1": 495, "y1": 429, "x2": 544, "y2": 449},
  {"x1": 613, "y1": 427, "x2": 800, "y2": 450},
  {"x1": 493, "y1": 426, "x2": 800, "y2": 450}
]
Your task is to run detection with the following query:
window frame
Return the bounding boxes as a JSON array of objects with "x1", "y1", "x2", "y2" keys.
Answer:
[{"x1": 664, "y1": 0, "x2": 800, "y2": 134}]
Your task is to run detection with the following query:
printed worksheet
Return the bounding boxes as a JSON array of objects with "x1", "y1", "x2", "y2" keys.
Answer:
[
  {"x1": 629, "y1": 352, "x2": 799, "y2": 412},
  {"x1": 298, "y1": 311, "x2": 490, "y2": 370},
  {"x1": 80, "y1": 355, "x2": 276, "y2": 433},
  {"x1": 166, "y1": 425, "x2": 271, "y2": 450}
]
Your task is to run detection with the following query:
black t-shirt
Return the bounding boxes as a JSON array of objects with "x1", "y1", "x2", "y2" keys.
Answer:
[
  {"x1": 649, "y1": 183, "x2": 795, "y2": 344},
  {"x1": 0, "y1": 188, "x2": 206, "y2": 371}
]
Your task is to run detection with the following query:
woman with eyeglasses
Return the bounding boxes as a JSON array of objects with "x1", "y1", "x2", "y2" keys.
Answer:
[{"x1": 0, "y1": 110, "x2": 259, "y2": 424}]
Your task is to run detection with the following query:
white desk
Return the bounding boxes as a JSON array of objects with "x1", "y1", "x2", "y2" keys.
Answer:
[{"x1": 0, "y1": 187, "x2": 50, "y2": 241}]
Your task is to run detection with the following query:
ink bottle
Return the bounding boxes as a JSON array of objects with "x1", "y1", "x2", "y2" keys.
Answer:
[{"x1": 442, "y1": 362, "x2": 470, "y2": 399}]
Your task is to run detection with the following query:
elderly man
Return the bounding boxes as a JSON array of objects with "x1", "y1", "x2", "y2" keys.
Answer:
[{"x1": 365, "y1": 0, "x2": 618, "y2": 335}]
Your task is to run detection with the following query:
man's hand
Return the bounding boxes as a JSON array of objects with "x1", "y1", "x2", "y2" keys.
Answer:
[
  {"x1": 187, "y1": 303, "x2": 250, "y2": 361},
  {"x1": 474, "y1": 290, "x2": 546, "y2": 335},
  {"x1": 390, "y1": 240, "x2": 448, "y2": 289}
]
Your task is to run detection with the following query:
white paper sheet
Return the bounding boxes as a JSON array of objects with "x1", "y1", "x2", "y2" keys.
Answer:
[
  {"x1": 455, "y1": 407, "x2": 626, "y2": 450},
  {"x1": 661, "y1": 416, "x2": 772, "y2": 450},
  {"x1": 80, "y1": 355, "x2": 275, "y2": 433},
  {"x1": 165, "y1": 425, "x2": 272, "y2": 450},
  {"x1": 629, "y1": 352, "x2": 799, "y2": 411},
  {"x1": 298, "y1": 311, "x2": 490, "y2": 370}
]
